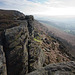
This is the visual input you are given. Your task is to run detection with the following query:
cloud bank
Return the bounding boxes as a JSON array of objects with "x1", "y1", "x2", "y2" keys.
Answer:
[{"x1": 0, "y1": 0, "x2": 75, "y2": 16}]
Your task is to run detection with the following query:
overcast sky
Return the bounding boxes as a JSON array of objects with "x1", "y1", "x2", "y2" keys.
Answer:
[{"x1": 0, "y1": 0, "x2": 75, "y2": 16}]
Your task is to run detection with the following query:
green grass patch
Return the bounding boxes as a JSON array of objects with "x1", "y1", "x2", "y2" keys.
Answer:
[
  {"x1": 35, "y1": 36, "x2": 40, "y2": 40},
  {"x1": 33, "y1": 38, "x2": 42, "y2": 43}
]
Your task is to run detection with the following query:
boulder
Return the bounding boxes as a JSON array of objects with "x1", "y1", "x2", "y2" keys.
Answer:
[
  {"x1": 28, "y1": 41, "x2": 45, "y2": 72},
  {"x1": 4, "y1": 23, "x2": 29, "y2": 75},
  {"x1": 27, "y1": 61, "x2": 75, "y2": 75},
  {"x1": 0, "y1": 44, "x2": 7, "y2": 75}
]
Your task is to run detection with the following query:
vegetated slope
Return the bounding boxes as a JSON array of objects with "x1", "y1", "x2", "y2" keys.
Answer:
[
  {"x1": 39, "y1": 20, "x2": 75, "y2": 58},
  {"x1": 33, "y1": 20, "x2": 70, "y2": 64},
  {"x1": 39, "y1": 20, "x2": 75, "y2": 45},
  {"x1": 0, "y1": 9, "x2": 75, "y2": 75}
]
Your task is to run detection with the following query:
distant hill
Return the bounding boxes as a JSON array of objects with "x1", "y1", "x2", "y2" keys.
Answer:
[{"x1": 39, "y1": 20, "x2": 75, "y2": 36}]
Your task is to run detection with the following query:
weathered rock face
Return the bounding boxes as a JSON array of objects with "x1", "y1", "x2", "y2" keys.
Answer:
[
  {"x1": 4, "y1": 23, "x2": 29, "y2": 75},
  {"x1": 28, "y1": 40, "x2": 45, "y2": 72},
  {"x1": 0, "y1": 10, "x2": 34, "y2": 75},
  {"x1": 26, "y1": 16, "x2": 34, "y2": 37},
  {"x1": 27, "y1": 61, "x2": 75, "y2": 75},
  {"x1": 0, "y1": 39, "x2": 7, "y2": 75},
  {"x1": 0, "y1": 10, "x2": 45, "y2": 75},
  {"x1": 0, "y1": 10, "x2": 75, "y2": 75},
  {"x1": 26, "y1": 16, "x2": 45, "y2": 72}
]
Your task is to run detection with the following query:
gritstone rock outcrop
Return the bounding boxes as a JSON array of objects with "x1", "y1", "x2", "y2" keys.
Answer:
[
  {"x1": 0, "y1": 10, "x2": 45, "y2": 75},
  {"x1": 27, "y1": 61, "x2": 75, "y2": 75},
  {"x1": 0, "y1": 10, "x2": 75, "y2": 75}
]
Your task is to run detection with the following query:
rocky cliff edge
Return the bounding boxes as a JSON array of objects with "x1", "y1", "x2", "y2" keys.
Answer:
[{"x1": 0, "y1": 10, "x2": 75, "y2": 75}]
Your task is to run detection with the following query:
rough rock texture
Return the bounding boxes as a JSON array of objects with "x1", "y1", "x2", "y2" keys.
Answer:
[
  {"x1": 0, "y1": 10, "x2": 75, "y2": 75},
  {"x1": 0, "y1": 10, "x2": 25, "y2": 20},
  {"x1": 27, "y1": 16, "x2": 34, "y2": 37},
  {"x1": 0, "y1": 10, "x2": 45, "y2": 75},
  {"x1": 27, "y1": 61, "x2": 75, "y2": 75},
  {"x1": 25, "y1": 15, "x2": 45, "y2": 72},
  {"x1": 0, "y1": 10, "x2": 32, "y2": 75},
  {"x1": 0, "y1": 39, "x2": 7, "y2": 75},
  {"x1": 4, "y1": 23, "x2": 29, "y2": 75},
  {"x1": 28, "y1": 40, "x2": 45, "y2": 72}
]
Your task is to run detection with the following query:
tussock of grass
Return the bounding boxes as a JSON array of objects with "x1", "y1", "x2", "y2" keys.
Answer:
[{"x1": 33, "y1": 38, "x2": 42, "y2": 43}]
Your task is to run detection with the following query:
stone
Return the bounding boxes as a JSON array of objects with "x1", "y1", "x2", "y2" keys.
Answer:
[
  {"x1": 27, "y1": 61, "x2": 75, "y2": 75},
  {"x1": 0, "y1": 45, "x2": 7, "y2": 75},
  {"x1": 4, "y1": 24, "x2": 29, "y2": 75}
]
